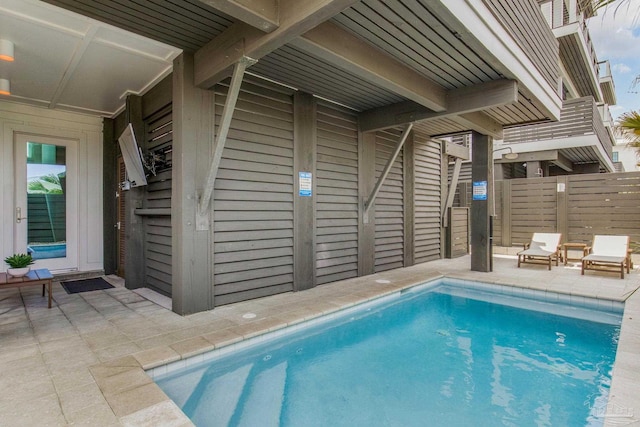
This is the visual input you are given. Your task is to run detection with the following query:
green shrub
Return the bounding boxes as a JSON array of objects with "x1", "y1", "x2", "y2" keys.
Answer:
[{"x1": 4, "y1": 253, "x2": 34, "y2": 268}]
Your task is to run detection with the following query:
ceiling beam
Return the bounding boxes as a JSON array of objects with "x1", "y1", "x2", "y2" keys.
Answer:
[
  {"x1": 551, "y1": 151, "x2": 573, "y2": 171},
  {"x1": 359, "y1": 79, "x2": 517, "y2": 134},
  {"x1": 494, "y1": 149, "x2": 560, "y2": 164},
  {"x1": 197, "y1": 0, "x2": 279, "y2": 32},
  {"x1": 451, "y1": 112, "x2": 503, "y2": 140},
  {"x1": 194, "y1": 0, "x2": 358, "y2": 88},
  {"x1": 291, "y1": 21, "x2": 447, "y2": 112}
]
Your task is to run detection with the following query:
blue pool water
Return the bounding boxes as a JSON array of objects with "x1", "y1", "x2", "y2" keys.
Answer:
[
  {"x1": 155, "y1": 281, "x2": 621, "y2": 426},
  {"x1": 28, "y1": 243, "x2": 66, "y2": 260}
]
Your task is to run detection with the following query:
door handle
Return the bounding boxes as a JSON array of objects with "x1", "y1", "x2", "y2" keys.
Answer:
[{"x1": 16, "y1": 207, "x2": 27, "y2": 223}]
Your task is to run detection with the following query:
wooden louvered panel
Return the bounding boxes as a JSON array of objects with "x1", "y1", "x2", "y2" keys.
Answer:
[
  {"x1": 315, "y1": 101, "x2": 359, "y2": 285},
  {"x1": 142, "y1": 105, "x2": 173, "y2": 296},
  {"x1": 413, "y1": 134, "x2": 442, "y2": 263},
  {"x1": 213, "y1": 78, "x2": 295, "y2": 306},
  {"x1": 144, "y1": 216, "x2": 172, "y2": 296},
  {"x1": 374, "y1": 129, "x2": 404, "y2": 272}
]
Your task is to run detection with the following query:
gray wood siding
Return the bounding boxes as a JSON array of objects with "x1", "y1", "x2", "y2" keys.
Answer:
[
  {"x1": 213, "y1": 79, "x2": 295, "y2": 305},
  {"x1": 374, "y1": 129, "x2": 404, "y2": 272},
  {"x1": 315, "y1": 101, "x2": 359, "y2": 285},
  {"x1": 413, "y1": 134, "x2": 442, "y2": 263},
  {"x1": 142, "y1": 106, "x2": 173, "y2": 296}
]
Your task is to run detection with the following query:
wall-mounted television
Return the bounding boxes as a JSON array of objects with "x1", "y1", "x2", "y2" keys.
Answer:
[{"x1": 118, "y1": 123, "x2": 147, "y2": 187}]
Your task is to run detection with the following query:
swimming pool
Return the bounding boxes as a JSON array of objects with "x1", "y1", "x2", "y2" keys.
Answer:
[
  {"x1": 28, "y1": 243, "x2": 66, "y2": 259},
  {"x1": 154, "y1": 279, "x2": 622, "y2": 426}
]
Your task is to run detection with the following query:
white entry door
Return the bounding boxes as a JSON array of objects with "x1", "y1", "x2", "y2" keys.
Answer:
[{"x1": 14, "y1": 133, "x2": 78, "y2": 272}]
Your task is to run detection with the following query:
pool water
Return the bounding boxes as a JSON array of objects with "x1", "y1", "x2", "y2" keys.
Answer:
[
  {"x1": 28, "y1": 243, "x2": 66, "y2": 260},
  {"x1": 155, "y1": 282, "x2": 621, "y2": 427}
]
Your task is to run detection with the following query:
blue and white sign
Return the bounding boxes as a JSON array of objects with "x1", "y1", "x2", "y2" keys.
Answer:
[
  {"x1": 299, "y1": 172, "x2": 312, "y2": 197},
  {"x1": 472, "y1": 181, "x2": 488, "y2": 201}
]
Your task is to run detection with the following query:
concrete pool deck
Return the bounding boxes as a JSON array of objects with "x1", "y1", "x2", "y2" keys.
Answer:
[{"x1": 1, "y1": 254, "x2": 639, "y2": 426}]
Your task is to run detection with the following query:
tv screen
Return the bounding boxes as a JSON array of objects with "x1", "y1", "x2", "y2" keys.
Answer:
[{"x1": 118, "y1": 123, "x2": 147, "y2": 187}]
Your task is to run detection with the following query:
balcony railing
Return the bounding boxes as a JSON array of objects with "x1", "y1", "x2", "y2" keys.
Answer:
[
  {"x1": 504, "y1": 96, "x2": 614, "y2": 159},
  {"x1": 544, "y1": 0, "x2": 600, "y2": 93},
  {"x1": 597, "y1": 103, "x2": 614, "y2": 128},
  {"x1": 598, "y1": 60, "x2": 612, "y2": 80}
]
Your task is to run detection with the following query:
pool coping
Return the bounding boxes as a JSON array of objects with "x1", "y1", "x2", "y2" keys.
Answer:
[{"x1": 88, "y1": 267, "x2": 640, "y2": 426}]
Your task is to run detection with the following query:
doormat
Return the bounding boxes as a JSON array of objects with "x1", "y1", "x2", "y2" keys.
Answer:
[{"x1": 61, "y1": 277, "x2": 114, "y2": 294}]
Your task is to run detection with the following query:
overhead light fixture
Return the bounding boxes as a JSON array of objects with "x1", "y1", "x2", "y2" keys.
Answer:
[
  {"x1": 0, "y1": 40, "x2": 14, "y2": 62},
  {"x1": 0, "y1": 79, "x2": 10, "y2": 96},
  {"x1": 493, "y1": 146, "x2": 518, "y2": 160}
]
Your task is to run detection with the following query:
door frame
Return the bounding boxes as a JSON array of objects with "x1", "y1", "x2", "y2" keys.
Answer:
[{"x1": 13, "y1": 132, "x2": 79, "y2": 272}]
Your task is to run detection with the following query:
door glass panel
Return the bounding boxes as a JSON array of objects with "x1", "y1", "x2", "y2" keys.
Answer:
[{"x1": 26, "y1": 142, "x2": 67, "y2": 260}]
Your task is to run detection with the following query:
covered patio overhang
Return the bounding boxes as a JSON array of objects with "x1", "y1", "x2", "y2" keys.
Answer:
[
  {"x1": 4, "y1": 0, "x2": 564, "y2": 314},
  {"x1": 40, "y1": 0, "x2": 561, "y2": 131}
]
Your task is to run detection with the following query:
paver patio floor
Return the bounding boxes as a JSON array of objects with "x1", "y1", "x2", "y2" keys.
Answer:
[{"x1": 1, "y1": 254, "x2": 639, "y2": 426}]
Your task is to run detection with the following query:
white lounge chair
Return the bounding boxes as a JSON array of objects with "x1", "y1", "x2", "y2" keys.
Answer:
[
  {"x1": 581, "y1": 235, "x2": 630, "y2": 279},
  {"x1": 517, "y1": 233, "x2": 562, "y2": 270}
]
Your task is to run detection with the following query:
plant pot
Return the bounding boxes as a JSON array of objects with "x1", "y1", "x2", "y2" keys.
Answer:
[{"x1": 7, "y1": 267, "x2": 30, "y2": 278}]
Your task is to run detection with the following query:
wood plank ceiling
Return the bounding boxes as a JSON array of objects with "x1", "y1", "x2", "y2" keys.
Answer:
[{"x1": 42, "y1": 0, "x2": 557, "y2": 135}]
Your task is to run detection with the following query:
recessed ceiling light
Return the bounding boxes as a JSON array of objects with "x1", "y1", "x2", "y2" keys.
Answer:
[
  {"x1": 0, "y1": 79, "x2": 10, "y2": 96},
  {"x1": 0, "y1": 40, "x2": 14, "y2": 62}
]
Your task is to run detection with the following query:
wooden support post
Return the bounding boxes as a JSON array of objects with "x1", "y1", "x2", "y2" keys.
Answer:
[
  {"x1": 102, "y1": 118, "x2": 117, "y2": 275},
  {"x1": 293, "y1": 92, "x2": 316, "y2": 291},
  {"x1": 363, "y1": 123, "x2": 413, "y2": 219},
  {"x1": 358, "y1": 131, "x2": 376, "y2": 276},
  {"x1": 471, "y1": 131, "x2": 493, "y2": 272},
  {"x1": 124, "y1": 95, "x2": 146, "y2": 290},
  {"x1": 171, "y1": 52, "x2": 216, "y2": 314},
  {"x1": 197, "y1": 56, "x2": 255, "y2": 230},
  {"x1": 403, "y1": 131, "x2": 415, "y2": 267}
]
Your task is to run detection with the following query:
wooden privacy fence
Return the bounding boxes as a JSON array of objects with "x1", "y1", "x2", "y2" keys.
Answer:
[{"x1": 490, "y1": 172, "x2": 640, "y2": 251}]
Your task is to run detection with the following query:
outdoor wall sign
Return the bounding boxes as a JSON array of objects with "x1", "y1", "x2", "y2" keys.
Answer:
[
  {"x1": 299, "y1": 172, "x2": 312, "y2": 197},
  {"x1": 472, "y1": 181, "x2": 488, "y2": 201}
]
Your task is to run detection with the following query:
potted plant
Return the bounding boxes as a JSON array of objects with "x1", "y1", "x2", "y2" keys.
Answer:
[{"x1": 4, "y1": 253, "x2": 34, "y2": 277}]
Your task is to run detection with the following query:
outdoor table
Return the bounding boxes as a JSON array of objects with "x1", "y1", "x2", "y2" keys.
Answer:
[
  {"x1": 562, "y1": 243, "x2": 588, "y2": 265},
  {"x1": 0, "y1": 268, "x2": 53, "y2": 308}
]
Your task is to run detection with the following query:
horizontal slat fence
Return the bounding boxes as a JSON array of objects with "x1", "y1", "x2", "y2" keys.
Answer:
[
  {"x1": 492, "y1": 172, "x2": 640, "y2": 251},
  {"x1": 27, "y1": 194, "x2": 66, "y2": 243}
]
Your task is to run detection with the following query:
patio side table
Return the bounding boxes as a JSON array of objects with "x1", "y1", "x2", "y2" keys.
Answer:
[
  {"x1": 562, "y1": 243, "x2": 587, "y2": 266},
  {"x1": 0, "y1": 268, "x2": 53, "y2": 308}
]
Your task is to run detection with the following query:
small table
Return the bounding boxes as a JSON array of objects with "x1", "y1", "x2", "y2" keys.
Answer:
[
  {"x1": 0, "y1": 269, "x2": 53, "y2": 308},
  {"x1": 563, "y1": 243, "x2": 588, "y2": 265}
]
